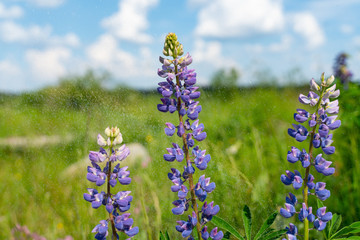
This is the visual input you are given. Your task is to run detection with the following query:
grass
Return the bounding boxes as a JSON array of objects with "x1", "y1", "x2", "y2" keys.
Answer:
[{"x1": 0, "y1": 82, "x2": 359, "y2": 239}]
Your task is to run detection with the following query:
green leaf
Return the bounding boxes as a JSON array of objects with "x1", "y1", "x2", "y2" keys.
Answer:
[
  {"x1": 349, "y1": 221, "x2": 360, "y2": 229},
  {"x1": 254, "y1": 211, "x2": 278, "y2": 240},
  {"x1": 333, "y1": 237, "x2": 360, "y2": 240},
  {"x1": 332, "y1": 225, "x2": 360, "y2": 239},
  {"x1": 317, "y1": 199, "x2": 325, "y2": 209},
  {"x1": 159, "y1": 231, "x2": 170, "y2": 240},
  {"x1": 211, "y1": 215, "x2": 245, "y2": 240},
  {"x1": 242, "y1": 205, "x2": 252, "y2": 240},
  {"x1": 329, "y1": 214, "x2": 342, "y2": 238},
  {"x1": 261, "y1": 229, "x2": 288, "y2": 240}
]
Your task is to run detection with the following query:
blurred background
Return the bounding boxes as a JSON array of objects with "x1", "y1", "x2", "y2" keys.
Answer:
[{"x1": 0, "y1": 0, "x2": 359, "y2": 239}]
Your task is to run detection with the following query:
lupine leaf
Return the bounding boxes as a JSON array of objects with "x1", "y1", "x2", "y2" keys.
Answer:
[
  {"x1": 333, "y1": 237, "x2": 360, "y2": 240},
  {"x1": 329, "y1": 214, "x2": 342, "y2": 237},
  {"x1": 331, "y1": 225, "x2": 360, "y2": 239},
  {"x1": 260, "y1": 229, "x2": 288, "y2": 240},
  {"x1": 211, "y1": 215, "x2": 245, "y2": 240},
  {"x1": 159, "y1": 231, "x2": 170, "y2": 240},
  {"x1": 317, "y1": 199, "x2": 325, "y2": 208},
  {"x1": 254, "y1": 211, "x2": 278, "y2": 240},
  {"x1": 242, "y1": 205, "x2": 252, "y2": 240},
  {"x1": 257, "y1": 228, "x2": 275, "y2": 240}
]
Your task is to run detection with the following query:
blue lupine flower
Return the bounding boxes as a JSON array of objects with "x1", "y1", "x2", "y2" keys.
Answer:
[
  {"x1": 316, "y1": 207, "x2": 333, "y2": 222},
  {"x1": 284, "y1": 223, "x2": 297, "y2": 240},
  {"x1": 201, "y1": 201, "x2": 220, "y2": 223},
  {"x1": 285, "y1": 192, "x2": 298, "y2": 206},
  {"x1": 315, "y1": 182, "x2": 330, "y2": 201},
  {"x1": 280, "y1": 203, "x2": 296, "y2": 218},
  {"x1": 165, "y1": 122, "x2": 176, "y2": 136},
  {"x1": 315, "y1": 154, "x2": 335, "y2": 176},
  {"x1": 164, "y1": 143, "x2": 184, "y2": 162},
  {"x1": 299, "y1": 91, "x2": 319, "y2": 106},
  {"x1": 92, "y1": 220, "x2": 108, "y2": 240},
  {"x1": 210, "y1": 227, "x2": 224, "y2": 240},
  {"x1": 294, "y1": 109, "x2": 309, "y2": 123},
  {"x1": 307, "y1": 207, "x2": 315, "y2": 222},
  {"x1": 307, "y1": 174, "x2": 315, "y2": 190},
  {"x1": 298, "y1": 203, "x2": 309, "y2": 222},
  {"x1": 288, "y1": 124, "x2": 309, "y2": 142},
  {"x1": 280, "y1": 170, "x2": 303, "y2": 189}
]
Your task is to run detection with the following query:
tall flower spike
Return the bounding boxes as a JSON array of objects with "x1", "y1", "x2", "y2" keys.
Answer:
[
  {"x1": 157, "y1": 33, "x2": 222, "y2": 240},
  {"x1": 281, "y1": 73, "x2": 340, "y2": 240},
  {"x1": 84, "y1": 127, "x2": 139, "y2": 239}
]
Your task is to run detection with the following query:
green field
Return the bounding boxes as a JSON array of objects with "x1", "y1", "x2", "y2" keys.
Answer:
[{"x1": 0, "y1": 80, "x2": 359, "y2": 239}]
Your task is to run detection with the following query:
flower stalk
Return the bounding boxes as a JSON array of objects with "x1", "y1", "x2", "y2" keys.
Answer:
[{"x1": 157, "y1": 33, "x2": 223, "y2": 240}]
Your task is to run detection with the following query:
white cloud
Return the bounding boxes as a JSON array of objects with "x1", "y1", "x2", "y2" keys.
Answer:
[
  {"x1": 86, "y1": 34, "x2": 156, "y2": 87},
  {"x1": 0, "y1": 21, "x2": 79, "y2": 47},
  {"x1": 269, "y1": 35, "x2": 292, "y2": 52},
  {"x1": 25, "y1": 47, "x2": 71, "y2": 83},
  {"x1": 340, "y1": 24, "x2": 354, "y2": 34},
  {"x1": 101, "y1": 0, "x2": 158, "y2": 44},
  {"x1": 0, "y1": 2, "x2": 23, "y2": 19},
  {"x1": 194, "y1": 0, "x2": 285, "y2": 38},
  {"x1": 292, "y1": 12, "x2": 325, "y2": 49},
  {"x1": 191, "y1": 39, "x2": 239, "y2": 85},
  {"x1": 0, "y1": 60, "x2": 25, "y2": 92},
  {"x1": 23, "y1": 0, "x2": 65, "y2": 8}
]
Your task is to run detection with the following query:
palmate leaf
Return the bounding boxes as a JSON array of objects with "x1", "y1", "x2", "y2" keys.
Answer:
[
  {"x1": 260, "y1": 229, "x2": 288, "y2": 240},
  {"x1": 254, "y1": 211, "x2": 278, "y2": 240},
  {"x1": 331, "y1": 221, "x2": 360, "y2": 239},
  {"x1": 329, "y1": 214, "x2": 342, "y2": 238},
  {"x1": 211, "y1": 215, "x2": 245, "y2": 240},
  {"x1": 242, "y1": 205, "x2": 252, "y2": 240}
]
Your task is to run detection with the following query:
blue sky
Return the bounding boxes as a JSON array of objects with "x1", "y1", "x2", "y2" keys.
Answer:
[{"x1": 1, "y1": 0, "x2": 360, "y2": 92}]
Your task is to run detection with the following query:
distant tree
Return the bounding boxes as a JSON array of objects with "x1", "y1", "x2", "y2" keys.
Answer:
[{"x1": 210, "y1": 67, "x2": 240, "y2": 89}]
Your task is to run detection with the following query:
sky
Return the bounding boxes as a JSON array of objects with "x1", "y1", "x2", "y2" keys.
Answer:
[{"x1": 0, "y1": 0, "x2": 360, "y2": 92}]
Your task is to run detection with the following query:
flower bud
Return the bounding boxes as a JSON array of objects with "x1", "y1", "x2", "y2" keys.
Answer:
[{"x1": 326, "y1": 75, "x2": 335, "y2": 86}]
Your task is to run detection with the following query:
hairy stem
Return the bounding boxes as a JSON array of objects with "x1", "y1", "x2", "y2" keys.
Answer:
[
  {"x1": 174, "y1": 64, "x2": 202, "y2": 240},
  {"x1": 107, "y1": 145, "x2": 117, "y2": 240}
]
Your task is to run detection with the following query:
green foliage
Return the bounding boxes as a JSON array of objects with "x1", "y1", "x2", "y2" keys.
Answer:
[
  {"x1": 211, "y1": 205, "x2": 286, "y2": 240},
  {"x1": 0, "y1": 83, "x2": 359, "y2": 239},
  {"x1": 210, "y1": 68, "x2": 240, "y2": 89},
  {"x1": 321, "y1": 213, "x2": 360, "y2": 239}
]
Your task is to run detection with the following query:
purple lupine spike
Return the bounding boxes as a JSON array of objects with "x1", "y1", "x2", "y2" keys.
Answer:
[
  {"x1": 281, "y1": 74, "x2": 340, "y2": 238},
  {"x1": 158, "y1": 33, "x2": 220, "y2": 240},
  {"x1": 84, "y1": 127, "x2": 138, "y2": 239}
]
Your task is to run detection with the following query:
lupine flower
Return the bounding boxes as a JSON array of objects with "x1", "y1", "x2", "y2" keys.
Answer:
[
  {"x1": 84, "y1": 127, "x2": 138, "y2": 239},
  {"x1": 280, "y1": 74, "x2": 340, "y2": 239},
  {"x1": 157, "y1": 33, "x2": 222, "y2": 239},
  {"x1": 333, "y1": 52, "x2": 352, "y2": 87}
]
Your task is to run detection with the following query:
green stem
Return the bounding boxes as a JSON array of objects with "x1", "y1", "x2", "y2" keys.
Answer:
[
  {"x1": 303, "y1": 85, "x2": 325, "y2": 240},
  {"x1": 174, "y1": 63, "x2": 202, "y2": 240},
  {"x1": 107, "y1": 144, "x2": 117, "y2": 240}
]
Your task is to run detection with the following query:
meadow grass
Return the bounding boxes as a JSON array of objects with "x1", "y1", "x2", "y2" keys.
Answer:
[{"x1": 0, "y1": 83, "x2": 359, "y2": 239}]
